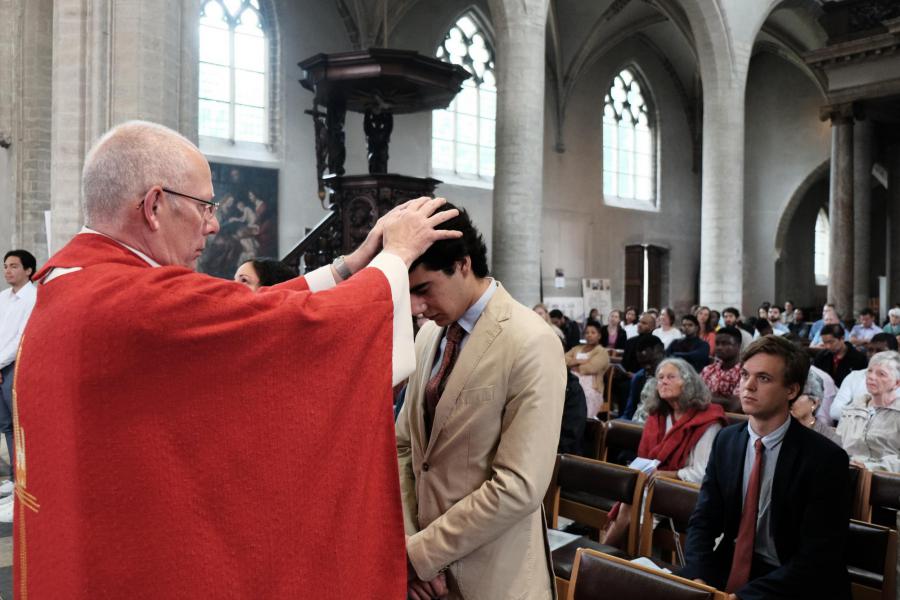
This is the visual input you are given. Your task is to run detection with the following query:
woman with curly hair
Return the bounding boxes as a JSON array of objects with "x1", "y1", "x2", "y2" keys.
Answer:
[{"x1": 602, "y1": 358, "x2": 726, "y2": 548}]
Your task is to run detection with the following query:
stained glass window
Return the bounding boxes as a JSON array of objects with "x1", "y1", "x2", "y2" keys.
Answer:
[
  {"x1": 199, "y1": 0, "x2": 268, "y2": 144},
  {"x1": 603, "y1": 68, "x2": 655, "y2": 208},
  {"x1": 432, "y1": 13, "x2": 495, "y2": 178}
]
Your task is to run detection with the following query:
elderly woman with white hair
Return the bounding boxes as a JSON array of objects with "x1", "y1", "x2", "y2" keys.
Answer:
[
  {"x1": 601, "y1": 358, "x2": 726, "y2": 548},
  {"x1": 884, "y1": 307, "x2": 900, "y2": 337},
  {"x1": 791, "y1": 370, "x2": 841, "y2": 446},
  {"x1": 837, "y1": 350, "x2": 900, "y2": 471}
]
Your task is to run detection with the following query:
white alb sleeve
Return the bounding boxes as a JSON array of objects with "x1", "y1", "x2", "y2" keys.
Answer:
[
  {"x1": 368, "y1": 252, "x2": 415, "y2": 386},
  {"x1": 303, "y1": 264, "x2": 338, "y2": 292}
]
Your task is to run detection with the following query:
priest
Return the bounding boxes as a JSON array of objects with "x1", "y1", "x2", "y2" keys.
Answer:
[{"x1": 12, "y1": 120, "x2": 460, "y2": 599}]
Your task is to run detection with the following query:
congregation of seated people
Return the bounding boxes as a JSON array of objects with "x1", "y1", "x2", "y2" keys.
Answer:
[{"x1": 534, "y1": 300, "x2": 900, "y2": 599}]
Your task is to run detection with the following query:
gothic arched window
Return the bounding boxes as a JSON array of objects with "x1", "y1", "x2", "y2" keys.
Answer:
[
  {"x1": 603, "y1": 67, "x2": 656, "y2": 209},
  {"x1": 814, "y1": 208, "x2": 830, "y2": 285},
  {"x1": 199, "y1": 0, "x2": 270, "y2": 144},
  {"x1": 432, "y1": 12, "x2": 496, "y2": 179}
]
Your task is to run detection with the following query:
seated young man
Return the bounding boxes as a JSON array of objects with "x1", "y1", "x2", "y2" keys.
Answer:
[
  {"x1": 679, "y1": 335, "x2": 851, "y2": 600},
  {"x1": 701, "y1": 326, "x2": 743, "y2": 413}
]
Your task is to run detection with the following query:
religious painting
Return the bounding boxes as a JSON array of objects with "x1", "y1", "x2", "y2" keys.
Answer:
[{"x1": 198, "y1": 162, "x2": 279, "y2": 279}]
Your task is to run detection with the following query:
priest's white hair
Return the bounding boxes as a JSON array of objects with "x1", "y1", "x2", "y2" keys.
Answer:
[{"x1": 81, "y1": 120, "x2": 197, "y2": 226}]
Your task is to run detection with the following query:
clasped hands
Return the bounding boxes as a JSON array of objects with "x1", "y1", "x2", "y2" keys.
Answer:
[{"x1": 407, "y1": 536, "x2": 448, "y2": 600}]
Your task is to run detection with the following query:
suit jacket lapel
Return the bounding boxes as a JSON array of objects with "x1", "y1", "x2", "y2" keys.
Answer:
[
  {"x1": 416, "y1": 325, "x2": 444, "y2": 457},
  {"x1": 770, "y1": 418, "x2": 801, "y2": 560},
  {"x1": 726, "y1": 424, "x2": 750, "y2": 528},
  {"x1": 424, "y1": 286, "x2": 511, "y2": 458}
]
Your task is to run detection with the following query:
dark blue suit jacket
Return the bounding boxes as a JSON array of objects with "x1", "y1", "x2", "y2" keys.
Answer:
[{"x1": 678, "y1": 418, "x2": 851, "y2": 599}]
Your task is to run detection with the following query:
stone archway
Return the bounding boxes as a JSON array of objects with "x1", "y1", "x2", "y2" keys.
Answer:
[{"x1": 773, "y1": 160, "x2": 830, "y2": 309}]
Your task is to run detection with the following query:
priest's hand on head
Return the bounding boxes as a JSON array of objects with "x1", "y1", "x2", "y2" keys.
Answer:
[{"x1": 381, "y1": 197, "x2": 462, "y2": 267}]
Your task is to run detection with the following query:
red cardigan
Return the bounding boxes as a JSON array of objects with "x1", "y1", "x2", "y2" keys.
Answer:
[{"x1": 638, "y1": 403, "x2": 727, "y2": 471}]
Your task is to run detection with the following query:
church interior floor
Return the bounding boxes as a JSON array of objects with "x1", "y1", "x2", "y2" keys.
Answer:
[{"x1": 1, "y1": 444, "x2": 12, "y2": 599}]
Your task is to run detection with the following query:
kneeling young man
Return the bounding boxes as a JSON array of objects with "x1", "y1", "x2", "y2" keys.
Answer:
[
  {"x1": 679, "y1": 335, "x2": 850, "y2": 600},
  {"x1": 396, "y1": 205, "x2": 565, "y2": 600}
]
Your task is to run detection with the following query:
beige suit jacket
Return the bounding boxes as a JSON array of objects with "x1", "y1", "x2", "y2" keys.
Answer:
[{"x1": 396, "y1": 284, "x2": 566, "y2": 600}]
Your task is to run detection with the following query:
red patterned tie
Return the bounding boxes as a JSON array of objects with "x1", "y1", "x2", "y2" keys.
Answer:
[
  {"x1": 424, "y1": 323, "x2": 465, "y2": 440},
  {"x1": 726, "y1": 438, "x2": 765, "y2": 592}
]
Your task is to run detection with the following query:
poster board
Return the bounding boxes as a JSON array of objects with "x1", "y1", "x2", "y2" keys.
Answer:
[
  {"x1": 543, "y1": 296, "x2": 585, "y2": 323},
  {"x1": 582, "y1": 278, "x2": 612, "y2": 321}
]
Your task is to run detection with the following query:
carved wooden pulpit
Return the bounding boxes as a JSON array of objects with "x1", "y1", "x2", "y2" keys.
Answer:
[{"x1": 284, "y1": 48, "x2": 469, "y2": 272}]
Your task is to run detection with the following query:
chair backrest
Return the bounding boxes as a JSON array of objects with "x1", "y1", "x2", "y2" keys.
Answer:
[
  {"x1": 867, "y1": 470, "x2": 900, "y2": 528},
  {"x1": 568, "y1": 548, "x2": 727, "y2": 600},
  {"x1": 846, "y1": 519, "x2": 897, "y2": 600},
  {"x1": 599, "y1": 367, "x2": 616, "y2": 419},
  {"x1": 584, "y1": 418, "x2": 607, "y2": 461},
  {"x1": 847, "y1": 464, "x2": 866, "y2": 521},
  {"x1": 638, "y1": 476, "x2": 701, "y2": 566},
  {"x1": 548, "y1": 454, "x2": 647, "y2": 554},
  {"x1": 602, "y1": 420, "x2": 644, "y2": 465}
]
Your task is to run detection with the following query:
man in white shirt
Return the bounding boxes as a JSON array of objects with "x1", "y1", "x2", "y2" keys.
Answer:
[{"x1": 0, "y1": 249, "x2": 38, "y2": 497}]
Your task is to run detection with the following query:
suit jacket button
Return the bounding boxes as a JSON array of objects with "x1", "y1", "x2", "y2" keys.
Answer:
[{"x1": 422, "y1": 463, "x2": 430, "y2": 472}]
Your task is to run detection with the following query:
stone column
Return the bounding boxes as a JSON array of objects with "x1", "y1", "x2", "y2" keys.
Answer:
[
  {"x1": 889, "y1": 145, "x2": 900, "y2": 307},
  {"x1": 824, "y1": 104, "x2": 854, "y2": 320},
  {"x1": 50, "y1": 0, "x2": 198, "y2": 251},
  {"x1": 853, "y1": 119, "x2": 873, "y2": 315},
  {"x1": 0, "y1": 0, "x2": 53, "y2": 262},
  {"x1": 487, "y1": 0, "x2": 548, "y2": 306},
  {"x1": 699, "y1": 78, "x2": 747, "y2": 310}
]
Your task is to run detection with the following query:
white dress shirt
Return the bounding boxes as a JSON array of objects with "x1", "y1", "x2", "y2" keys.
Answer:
[
  {"x1": 743, "y1": 415, "x2": 791, "y2": 567},
  {"x1": 652, "y1": 327, "x2": 683, "y2": 350},
  {"x1": 0, "y1": 281, "x2": 37, "y2": 369}
]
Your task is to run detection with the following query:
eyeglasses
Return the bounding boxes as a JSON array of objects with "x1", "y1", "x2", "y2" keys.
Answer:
[
  {"x1": 163, "y1": 188, "x2": 219, "y2": 219},
  {"x1": 138, "y1": 187, "x2": 219, "y2": 220}
]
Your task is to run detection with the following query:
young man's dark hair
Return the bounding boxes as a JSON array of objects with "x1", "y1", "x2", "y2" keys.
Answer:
[
  {"x1": 821, "y1": 323, "x2": 845, "y2": 339},
  {"x1": 871, "y1": 332, "x2": 899, "y2": 351},
  {"x1": 859, "y1": 307, "x2": 875, "y2": 317},
  {"x1": 408, "y1": 203, "x2": 488, "y2": 277},
  {"x1": 715, "y1": 326, "x2": 743, "y2": 346},
  {"x1": 723, "y1": 307, "x2": 740, "y2": 318},
  {"x1": 740, "y1": 335, "x2": 810, "y2": 402},
  {"x1": 4, "y1": 249, "x2": 37, "y2": 276},
  {"x1": 548, "y1": 309, "x2": 564, "y2": 320},
  {"x1": 634, "y1": 333, "x2": 664, "y2": 353},
  {"x1": 753, "y1": 318, "x2": 772, "y2": 336},
  {"x1": 681, "y1": 314, "x2": 700, "y2": 328}
]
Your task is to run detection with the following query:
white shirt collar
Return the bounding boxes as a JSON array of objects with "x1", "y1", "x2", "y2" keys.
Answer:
[
  {"x1": 81, "y1": 227, "x2": 161, "y2": 267},
  {"x1": 5, "y1": 280, "x2": 36, "y2": 300},
  {"x1": 748, "y1": 413, "x2": 791, "y2": 450}
]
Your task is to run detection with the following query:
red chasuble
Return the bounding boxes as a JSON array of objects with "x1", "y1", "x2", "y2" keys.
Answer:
[{"x1": 13, "y1": 234, "x2": 405, "y2": 598}]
